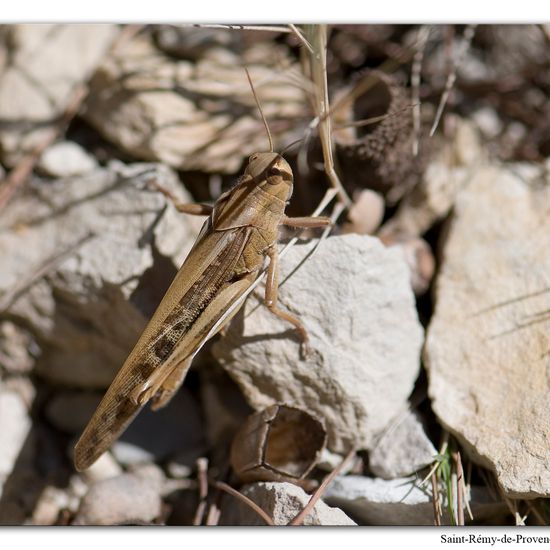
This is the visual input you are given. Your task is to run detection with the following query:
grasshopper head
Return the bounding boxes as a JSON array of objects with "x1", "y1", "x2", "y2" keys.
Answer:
[{"x1": 244, "y1": 152, "x2": 293, "y2": 202}]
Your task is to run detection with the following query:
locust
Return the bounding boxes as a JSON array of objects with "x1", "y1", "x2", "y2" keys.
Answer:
[{"x1": 73, "y1": 71, "x2": 331, "y2": 471}]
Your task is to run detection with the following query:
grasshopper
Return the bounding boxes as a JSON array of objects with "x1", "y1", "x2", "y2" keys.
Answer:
[{"x1": 74, "y1": 71, "x2": 331, "y2": 471}]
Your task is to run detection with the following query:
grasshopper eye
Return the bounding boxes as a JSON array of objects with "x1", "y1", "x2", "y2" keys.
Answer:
[{"x1": 249, "y1": 154, "x2": 259, "y2": 162}]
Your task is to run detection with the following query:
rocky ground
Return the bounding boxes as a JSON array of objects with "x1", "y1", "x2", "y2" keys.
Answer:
[{"x1": 0, "y1": 24, "x2": 549, "y2": 526}]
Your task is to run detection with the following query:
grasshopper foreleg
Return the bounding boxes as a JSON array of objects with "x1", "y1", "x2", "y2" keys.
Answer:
[
  {"x1": 148, "y1": 180, "x2": 213, "y2": 216},
  {"x1": 281, "y1": 215, "x2": 331, "y2": 229}
]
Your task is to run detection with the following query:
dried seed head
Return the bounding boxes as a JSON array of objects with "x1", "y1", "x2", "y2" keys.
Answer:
[
  {"x1": 230, "y1": 404, "x2": 327, "y2": 484},
  {"x1": 333, "y1": 70, "x2": 429, "y2": 204}
]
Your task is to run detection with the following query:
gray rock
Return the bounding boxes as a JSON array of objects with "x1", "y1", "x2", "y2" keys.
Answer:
[
  {"x1": 324, "y1": 475, "x2": 508, "y2": 526},
  {"x1": 0, "y1": 321, "x2": 37, "y2": 374},
  {"x1": 110, "y1": 387, "x2": 205, "y2": 466},
  {"x1": 220, "y1": 481, "x2": 356, "y2": 526},
  {"x1": 81, "y1": 452, "x2": 123, "y2": 483},
  {"x1": 39, "y1": 141, "x2": 98, "y2": 177},
  {"x1": 369, "y1": 410, "x2": 437, "y2": 479},
  {"x1": 387, "y1": 236, "x2": 436, "y2": 296},
  {"x1": 45, "y1": 391, "x2": 102, "y2": 434},
  {"x1": 31, "y1": 485, "x2": 70, "y2": 525},
  {"x1": 73, "y1": 464, "x2": 164, "y2": 525},
  {"x1": 0, "y1": 162, "x2": 201, "y2": 389},
  {"x1": 425, "y1": 162, "x2": 550, "y2": 498},
  {"x1": 0, "y1": 24, "x2": 117, "y2": 166},
  {"x1": 154, "y1": 26, "x2": 239, "y2": 60},
  {"x1": 343, "y1": 189, "x2": 385, "y2": 235},
  {"x1": 379, "y1": 119, "x2": 485, "y2": 239},
  {"x1": 213, "y1": 234, "x2": 424, "y2": 454},
  {"x1": 0, "y1": 388, "x2": 31, "y2": 480},
  {"x1": 83, "y1": 36, "x2": 306, "y2": 174}
]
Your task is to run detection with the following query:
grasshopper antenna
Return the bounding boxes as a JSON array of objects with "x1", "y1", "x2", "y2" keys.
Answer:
[
  {"x1": 281, "y1": 137, "x2": 305, "y2": 156},
  {"x1": 245, "y1": 67, "x2": 274, "y2": 153}
]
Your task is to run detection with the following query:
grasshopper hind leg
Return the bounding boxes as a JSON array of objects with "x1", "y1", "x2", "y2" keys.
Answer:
[
  {"x1": 150, "y1": 356, "x2": 193, "y2": 411},
  {"x1": 129, "y1": 356, "x2": 193, "y2": 409}
]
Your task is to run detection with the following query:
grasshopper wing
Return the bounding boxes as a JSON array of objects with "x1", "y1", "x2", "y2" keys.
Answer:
[{"x1": 74, "y1": 225, "x2": 253, "y2": 471}]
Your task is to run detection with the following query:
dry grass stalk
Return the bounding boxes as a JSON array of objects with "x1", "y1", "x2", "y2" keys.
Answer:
[
  {"x1": 303, "y1": 25, "x2": 351, "y2": 209},
  {"x1": 429, "y1": 24, "x2": 477, "y2": 137},
  {"x1": 453, "y1": 451, "x2": 465, "y2": 525},
  {"x1": 288, "y1": 24, "x2": 314, "y2": 54},
  {"x1": 431, "y1": 471, "x2": 442, "y2": 526},
  {"x1": 412, "y1": 26, "x2": 431, "y2": 156},
  {"x1": 192, "y1": 24, "x2": 292, "y2": 34}
]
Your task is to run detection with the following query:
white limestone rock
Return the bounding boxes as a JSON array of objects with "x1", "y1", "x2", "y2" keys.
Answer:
[
  {"x1": 220, "y1": 481, "x2": 356, "y2": 526},
  {"x1": 213, "y1": 234, "x2": 424, "y2": 454},
  {"x1": 0, "y1": 24, "x2": 117, "y2": 166},
  {"x1": 425, "y1": 162, "x2": 550, "y2": 498},
  {"x1": 39, "y1": 141, "x2": 98, "y2": 178},
  {"x1": 0, "y1": 162, "x2": 201, "y2": 389},
  {"x1": 325, "y1": 475, "x2": 508, "y2": 525}
]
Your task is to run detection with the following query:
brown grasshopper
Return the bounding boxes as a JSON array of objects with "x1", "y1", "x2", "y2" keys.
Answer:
[{"x1": 74, "y1": 72, "x2": 331, "y2": 471}]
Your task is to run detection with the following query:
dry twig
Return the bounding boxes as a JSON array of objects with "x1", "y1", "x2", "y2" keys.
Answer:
[
  {"x1": 289, "y1": 446, "x2": 356, "y2": 526},
  {"x1": 212, "y1": 481, "x2": 275, "y2": 526},
  {"x1": 192, "y1": 457, "x2": 209, "y2": 526}
]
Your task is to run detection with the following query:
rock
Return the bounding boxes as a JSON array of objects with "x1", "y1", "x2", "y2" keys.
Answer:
[
  {"x1": 73, "y1": 464, "x2": 164, "y2": 525},
  {"x1": 220, "y1": 482, "x2": 356, "y2": 526},
  {"x1": 424, "y1": 162, "x2": 550, "y2": 498},
  {"x1": 342, "y1": 189, "x2": 385, "y2": 235},
  {"x1": 213, "y1": 234, "x2": 424, "y2": 454},
  {"x1": 0, "y1": 162, "x2": 201, "y2": 389},
  {"x1": 199, "y1": 364, "x2": 253, "y2": 450},
  {"x1": 81, "y1": 451, "x2": 123, "y2": 483},
  {"x1": 31, "y1": 485, "x2": 70, "y2": 525},
  {"x1": 385, "y1": 236, "x2": 436, "y2": 296},
  {"x1": 110, "y1": 442, "x2": 153, "y2": 466},
  {"x1": 39, "y1": 141, "x2": 98, "y2": 178},
  {"x1": 45, "y1": 391, "x2": 102, "y2": 434},
  {"x1": 0, "y1": 385, "x2": 39, "y2": 524},
  {"x1": 471, "y1": 107, "x2": 503, "y2": 140},
  {"x1": 378, "y1": 119, "x2": 485, "y2": 239},
  {"x1": 0, "y1": 321, "x2": 37, "y2": 374},
  {"x1": 316, "y1": 448, "x2": 362, "y2": 475},
  {"x1": 2, "y1": 376, "x2": 36, "y2": 410},
  {"x1": 109, "y1": 387, "x2": 205, "y2": 466},
  {"x1": 324, "y1": 475, "x2": 508, "y2": 526},
  {"x1": 154, "y1": 26, "x2": 239, "y2": 60},
  {"x1": 0, "y1": 24, "x2": 117, "y2": 166},
  {"x1": 0, "y1": 388, "x2": 32, "y2": 495},
  {"x1": 368, "y1": 410, "x2": 436, "y2": 479},
  {"x1": 83, "y1": 35, "x2": 306, "y2": 174}
]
